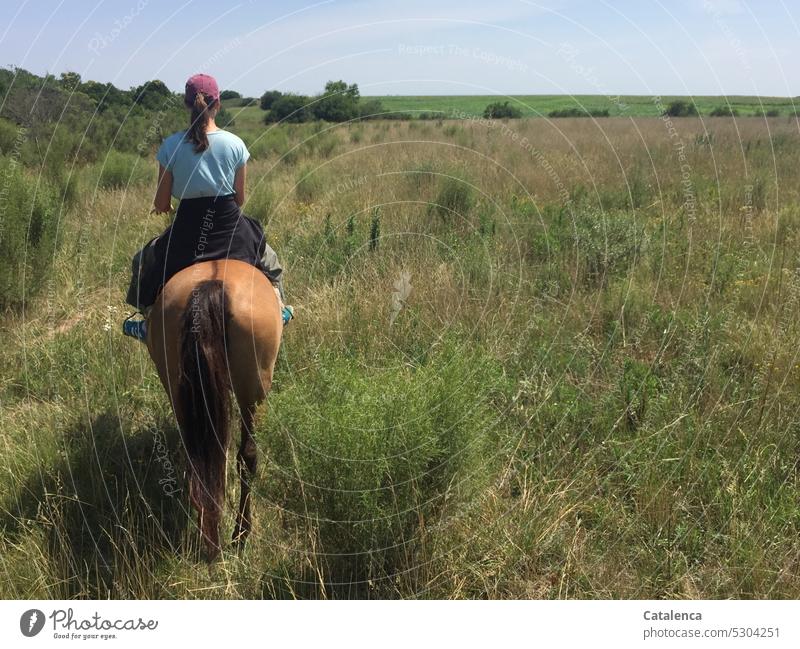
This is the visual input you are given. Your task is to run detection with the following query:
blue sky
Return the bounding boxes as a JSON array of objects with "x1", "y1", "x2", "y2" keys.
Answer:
[{"x1": 1, "y1": 0, "x2": 797, "y2": 96}]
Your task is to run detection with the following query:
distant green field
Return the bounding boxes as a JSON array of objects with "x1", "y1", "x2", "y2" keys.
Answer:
[
  {"x1": 364, "y1": 94, "x2": 797, "y2": 118},
  {"x1": 225, "y1": 95, "x2": 798, "y2": 121}
]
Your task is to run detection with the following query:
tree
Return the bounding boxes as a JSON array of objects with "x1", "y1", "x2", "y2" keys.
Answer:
[
  {"x1": 80, "y1": 80, "x2": 129, "y2": 112},
  {"x1": 260, "y1": 90, "x2": 283, "y2": 110},
  {"x1": 483, "y1": 101, "x2": 522, "y2": 119},
  {"x1": 131, "y1": 80, "x2": 175, "y2": 110},
  {"x1": 312, "y1": 80, "x2": 360, "y2": 122},
  {"x1": 662, "y1": 100, "x2": 698, "y2": 117},
  {"x1": 220, "y1": 90, "x2": 241, "y2": 100},
  {"x1": 265, "y1": 93, "x2": 312, "y2": 123},
  {"x1": 58, "y1": 71, "x2": 82, "y2": 91}
]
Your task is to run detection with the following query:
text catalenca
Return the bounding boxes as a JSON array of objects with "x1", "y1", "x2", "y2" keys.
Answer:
[{"x1": 643, "y1": 611, "x2": 702, "y2": 621}]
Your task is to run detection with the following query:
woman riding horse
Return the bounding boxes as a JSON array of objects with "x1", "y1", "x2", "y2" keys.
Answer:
[
  {"x1": 124, "y1": 73, "x2": 292, "y2": 335},
  {"x1": 124, "y1": 74, "x2": 288, "y2": 557}
]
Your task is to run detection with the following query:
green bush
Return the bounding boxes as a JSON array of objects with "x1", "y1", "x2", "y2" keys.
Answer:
[
  {"x1": 260, "y1": 342, "x2": 508, "y2": 582},
  {"x1": 312, "y1": 80, "x2": 360, "y2": 122},
  {"x1": 574, "y1": 209, "x2": 645, "y2": 288},
  {"x1": 265, "y1": 93, "x2": 312, "y2": 123},
  {"x1": 215, "y1": 106, "x2": 236, "y2": 128},
  {"x1": 306, "y1": 131, "x2": 339, "y2": 158},
  {"x1": 219, "y1": 90, "x2": 241, "y2": 100},
  {"x1": 709, "y1": 105, "x2": 739, "y2": 117},
  {"x1": 248, "y1": 127, "x2": 301, "y2": 165},
  {"x1": 0, "y1": 118, "x2": 22, "y2": 155},
  {"x1": 93, "y1": 151, "x2": 152, "y2": 190},
  {"x1": 483, "y1": 101, "x2": 522, "y2": 119},
  {"x1": 357, "y1": 99, "x2": 385, "y2": 120},
  {"x1": 0, "y1": 156, "x2": 61, "y2": 307},
  {"x1": 295, "y1": 164, "x2": 325, "y2": 203},
  {"x1": 662, "y1": 100, "x2": 698, "y2": 117},
  {"x1": 432, "y1": 174, "x2": 474, "y2": 221},
  {"x1": 524, "y1": 207, "x2": 645, "y2": 288},
  {"x1": 260, "y1": 90, "x2": 283, "y2": 111},
  {"x1": 549, "y1": 107, "x2": 610, "y2": 118}
]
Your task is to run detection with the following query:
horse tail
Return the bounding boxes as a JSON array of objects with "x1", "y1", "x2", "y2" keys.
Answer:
[{"x1": 178, "y1": 279, "x2": 231, "y2": 556}]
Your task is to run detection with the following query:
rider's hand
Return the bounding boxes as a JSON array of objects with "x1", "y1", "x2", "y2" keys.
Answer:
[{"x1": 150, "y1": 203, "x2": 173, "y2": 215}]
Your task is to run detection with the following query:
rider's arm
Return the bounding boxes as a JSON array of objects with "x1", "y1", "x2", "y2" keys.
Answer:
[
  {"x1": 153, "y1": 163, "x2": 173, "y2": 213},
  {"x1": 234, "y1": 162, "x2": 246, "y2": 206}
]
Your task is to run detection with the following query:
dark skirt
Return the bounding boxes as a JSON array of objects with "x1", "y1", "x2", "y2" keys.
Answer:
[{"x1": 126, "y1": 194, "x2": 282, "y2": 310}]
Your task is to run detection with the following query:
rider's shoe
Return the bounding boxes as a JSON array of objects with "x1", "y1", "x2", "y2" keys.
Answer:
[{"x1": 122, "y1": 315, "x2": 147, "y2": 342}]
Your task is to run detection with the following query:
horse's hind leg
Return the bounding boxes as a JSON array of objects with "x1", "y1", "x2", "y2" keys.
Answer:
[{"x1": 232, "y1": 403, "x2": 258, "y2": 547}]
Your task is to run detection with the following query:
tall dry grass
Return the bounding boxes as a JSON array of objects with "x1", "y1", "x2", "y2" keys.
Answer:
[{"x1": 1, "y1": 116, "x2": 799, "y2": 598}]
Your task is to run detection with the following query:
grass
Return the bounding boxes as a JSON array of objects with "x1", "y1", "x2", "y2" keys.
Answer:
[
  {"x1": 223, "y1": 95, "x2": 799, "y2": 133},
  {"x1": 1, "y1": 113, "x2": 800, "y2": 598},
  {"x1": 360, "y1": 94, "x2": 798, "y2": 118}
]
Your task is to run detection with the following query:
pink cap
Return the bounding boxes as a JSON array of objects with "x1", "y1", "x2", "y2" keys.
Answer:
[{"x1": 184, "y1": 73, "x2": 220, "y2": 104}]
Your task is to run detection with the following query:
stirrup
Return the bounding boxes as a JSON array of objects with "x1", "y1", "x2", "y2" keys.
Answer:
[
  {"x1": 282, "y1": 305, "x2": 294, "y2": 326},
  {"x1": 122, "y1": 313, "x2": 147, "y2": 342}
]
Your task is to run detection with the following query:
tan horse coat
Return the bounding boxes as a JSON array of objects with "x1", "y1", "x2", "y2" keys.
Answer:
[{"x1": 146, "y1": 259, "x2": 282, "y2": 557}]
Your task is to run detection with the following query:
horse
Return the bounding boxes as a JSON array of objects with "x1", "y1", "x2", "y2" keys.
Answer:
[{"x1": 145, "y1": 259, "x2": 282, "y2": 559}]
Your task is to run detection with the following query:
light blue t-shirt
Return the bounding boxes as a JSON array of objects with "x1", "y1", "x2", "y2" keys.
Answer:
[{"x1": 156, "y1": 129, "x2": 250, "y2": 199}]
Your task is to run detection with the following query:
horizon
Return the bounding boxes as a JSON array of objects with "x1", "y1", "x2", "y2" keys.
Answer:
[
  {"x1": 1, "y1": 0, "x2": 797, "y2": 98},
  {"x1": 3, "y1": 65, "x2": 797, "y2": 100}
]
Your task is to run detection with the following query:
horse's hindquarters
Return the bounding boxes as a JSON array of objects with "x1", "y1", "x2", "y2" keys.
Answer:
[{"x1": 145, "y1": 259, "x2": 282, "y2": 558}]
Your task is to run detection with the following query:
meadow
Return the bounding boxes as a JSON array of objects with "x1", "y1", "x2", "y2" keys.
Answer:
[
  {"x1": 361, "y1": 94, "x2": 797, "y2": 118},
  {"x1": 1, "y1": 104, "x2": 799, "y2": 598}
]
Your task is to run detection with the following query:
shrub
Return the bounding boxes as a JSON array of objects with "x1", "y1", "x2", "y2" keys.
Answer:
[
  {"x1": 0, "y1": 156, "x2": 61, "y2": 307},
  {"x1": 573, "y1": 209, "x2": 645, "y2": 287},
  {"x1": 295, "y1": 164, "x2": 325, "y2": 203},
  {"x1": 0, "y1": 118, "x2": 22, "y2": 155},
  {"x1": 432, "y1": 174, "x2": 474, "y2": 221},
  {"x1": 709, "y1": 105, "x2": 739, "y2": 117},
  {"x1": 549, "y1": 107, "x2": 610, "y2": 118},
  {"x1": 93, "y1": 150, "x2": 152, "y2": 189},
  {"x1": 407, "y1": 161, "x2": 437, "y2": 194},
  {"x1": 249, "y1": 127, "x2": 289, "y2": 159},
  {"x1": 369, "y1": 206, "x2": 380, "y2": 251},
  {"x1": 349, "y1": 126, "x2": 363, "y2": 143},
  {"x1": 215, "y1": 106, "x2": 236, "y2": 128},
  {"x1": 306, "y1": 131, "x2": 339, "y2": 158},
  {"x1": 130, "y1": 79, "x2": 174, "y2": 111},
  {"x1": 259, "y1": 90, "x2": 283, "y2": 111},
  {"x1": 265, "y1": 93, "x2": 312, "y2": 123},
  {"x1": 357, "y1": 98, "x2": 385, "y2": 120},
  {"x1": 239, "y1": 97, "x2": 259, "y2": 107},
  {"x1": 483, "y1": 101, "x2": 522, "y2": 119},
  {"x1": 260, "y1": 342, "x2": 508, "y2": 584},
  {"x1": 524, "y1": 207, "x2": 645, "y2": 288},
  {"x1": 662, "y1": 100, "x2": 698, "y2": 117},
  {"x1": 310, "y1": 80, "x2": 361, "y2": 122},
  {"x1": 250, "y1": 127, "x2": 302, "y2": 165},
  {"x1": 219, "y1": 90, "x2": 241, "y2": 100}
]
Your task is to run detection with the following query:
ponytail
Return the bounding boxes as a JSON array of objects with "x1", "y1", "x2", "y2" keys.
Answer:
[{"x1": 186, "y1": 92, "x2": 215, "y2": 153}]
